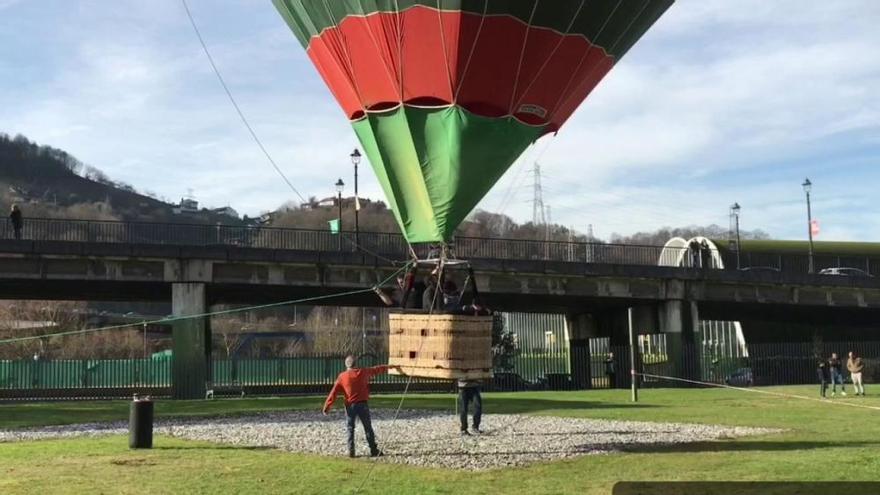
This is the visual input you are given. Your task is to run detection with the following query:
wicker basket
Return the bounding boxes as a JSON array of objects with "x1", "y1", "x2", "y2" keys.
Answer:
[{"x1": 387, "y1": 313, "x2": 493, "y2": 380}]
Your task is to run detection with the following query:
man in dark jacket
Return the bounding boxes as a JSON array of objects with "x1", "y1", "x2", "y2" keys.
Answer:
[
  {"x1": 9, "y1": 204, "x2": 22, "y2": 240},
  {"x1": 828, "y1": 353, "x2": 847, "y2": 397},
  {"x1": 422, "y1": 275, "x2": 440, "y2": 311},
  {"x1": 605, "y1": 352, "x2": 617, "y2": 389},
  {"x1": 817, "y1": 360, "x2": 829, "y2": 398},
  {"x1": 458, "y1": 378, "x2": 482, "y2": 436}
]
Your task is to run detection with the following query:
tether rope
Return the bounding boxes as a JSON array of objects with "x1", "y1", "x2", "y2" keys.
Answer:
[
  {"x1": 637, "y1": 372, "x2": 880, "y2": 412},
  {"x1": 180, "y1": 0, "x2": 306, "y2": 203},
  {"x1": 0, "y1": 263, "x2": 412, "y2": 346},
  {"x1": 352, "y1": 258, "x2": 447, "y2": 494}
]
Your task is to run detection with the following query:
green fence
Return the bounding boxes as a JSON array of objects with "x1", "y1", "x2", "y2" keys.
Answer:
[
  {"x1": 0, "y1": 359, "x2": 172, "y2": 389},
  {"x1": 0, "y1": 351, "x2": 573, "y2": 396}
]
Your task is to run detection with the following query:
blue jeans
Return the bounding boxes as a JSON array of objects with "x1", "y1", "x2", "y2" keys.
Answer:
[
  {"x1": 345, "y1": 402, "x2": 378, "y2": 455},
  {"x1": 830, "y1": 370, "x2": 846, "y2": 393},
  {"x1": 458, "y1": 387, "x2": 482, "y2": 432}
]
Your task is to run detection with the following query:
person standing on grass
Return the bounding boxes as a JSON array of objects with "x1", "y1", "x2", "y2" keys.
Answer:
[
  {"x1": 817, "y1": 359, "x2": 829, "y2": 398},
  {"x1": 828, "y1": 352, "x2": 847, "y2": 397},
  {"x1": 9, "y1": 204, "x2": 23, "y2": 240},
  {"x1": 458, "y1": 378, "x2": 482, "y2": 436},
  {"x1": 322, "y1": 355, "x2": 402, "y2": 458},
  {"x1": 847, "y1": 351, "x2": 866, "y2": 396},
  {"x1": 605, "y1": 352, "x2": 617, "y2": 389}
]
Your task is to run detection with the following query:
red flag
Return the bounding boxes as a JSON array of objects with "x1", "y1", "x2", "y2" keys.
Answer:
[{"x1": 811, "y1": 219, "x2": 820, "y2": 236}]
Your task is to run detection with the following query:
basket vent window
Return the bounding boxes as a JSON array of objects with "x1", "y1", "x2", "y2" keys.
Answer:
[
  {"x1": 409, "y1": 351, "x2": 417, "y2": 359},
  {"x1": 420, "y1": 328, "x2": 427, "y2": 336}
]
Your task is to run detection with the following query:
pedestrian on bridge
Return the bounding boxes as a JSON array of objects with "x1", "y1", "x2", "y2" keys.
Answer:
[
  {"x1": 322, "y1": 355, "x2": 401, "y2": 458},
  {"x1": 9, "y1": 204, "x2": 22, "y2": 240}
]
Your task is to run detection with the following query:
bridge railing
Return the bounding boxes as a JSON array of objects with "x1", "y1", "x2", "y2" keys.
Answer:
[
  {"x1": 2, "y1": 217, "x2": 677, "y2": 264},
  {"x1": 4, "y1": 218, "x2": 880, "y2": 275}
]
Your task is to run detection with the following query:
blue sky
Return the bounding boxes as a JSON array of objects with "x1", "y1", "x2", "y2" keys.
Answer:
[{"x1": 1, "y1": 1, "x2": 878, "y2": 241}]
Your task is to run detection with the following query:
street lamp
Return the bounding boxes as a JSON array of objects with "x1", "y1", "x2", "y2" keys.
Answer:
[
  {"x1": 335, "y1": 178, "x2": 345, "y2": 250},
  {"x1": 350, "y1": 149, "x2": 361, "y2": 246},
  {"x1": 802, "y1": 178, "x2": 814, "y2": 274},
  {"x1": 730, "y1": 202, "x2": 741, "y2": 270}
]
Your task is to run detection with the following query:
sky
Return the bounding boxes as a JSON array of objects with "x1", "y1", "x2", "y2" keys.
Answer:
[{"x1": 1, "y1": 0, "x2": 878, "y2": 241}]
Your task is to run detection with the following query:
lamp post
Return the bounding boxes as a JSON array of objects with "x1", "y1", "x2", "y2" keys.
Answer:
[
  {"x1": 335, "y1": 178, "x2": 345, "y2": 250},
  {"x1": 350, "y1": 149, "x2": 361, "y2": 247},
  {"x1": 730, "y1": 202, "x2": 741, "y2": 270},
  {"x1": 802, "y1": 178, "x2": 814, "y2": 274}
]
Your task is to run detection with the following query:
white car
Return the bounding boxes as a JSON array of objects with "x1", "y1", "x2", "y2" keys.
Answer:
[{"x1": 818, "y1": 267, "x2": 873, "y2": 277}]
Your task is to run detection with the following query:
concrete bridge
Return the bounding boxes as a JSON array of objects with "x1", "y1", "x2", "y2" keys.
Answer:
[{"x1": 3, "y1": 222, "x2": 880, "y2": 398}]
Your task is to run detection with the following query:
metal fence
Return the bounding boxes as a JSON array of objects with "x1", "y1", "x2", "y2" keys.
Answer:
[
  {"x1": 0, "y1": 216, "x2": 673, "y2": 264},
  {"x1": 5, "y1": 217, "x2": 880, "y2": 275},
  {"x1": 3, "y1": 340, "x2": 875, "y2": 400}
]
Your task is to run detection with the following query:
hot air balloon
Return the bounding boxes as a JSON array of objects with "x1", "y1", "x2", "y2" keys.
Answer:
[
  {"x1": 274, "y1": 0, "x2": 673, "y2": 379},
  {"x1": 273, "y1": 0, "x2": 673, "y2": 245}
]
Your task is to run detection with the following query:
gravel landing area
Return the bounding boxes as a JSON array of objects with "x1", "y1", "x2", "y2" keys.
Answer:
[{"x1": 0, "y1": 410, "x2": 780, "y2": 470}]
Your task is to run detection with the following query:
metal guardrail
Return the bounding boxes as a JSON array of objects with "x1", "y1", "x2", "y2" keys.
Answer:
[
  {"x1": 0, "y1": 217, "x2": 673, "y2": 263},
  {"x1": 2, "y1": 217, "x2": 880, "y2": 275}
]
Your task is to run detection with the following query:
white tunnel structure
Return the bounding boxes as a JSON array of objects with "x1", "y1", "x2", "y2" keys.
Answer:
[{"x1": 660, "y1": 237, "x2": 749, "y2": 357}]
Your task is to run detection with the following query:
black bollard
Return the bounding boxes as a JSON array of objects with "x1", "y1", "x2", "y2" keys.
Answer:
[{"x1": 129, "y1": 395, "x2": 154, "y2": 449}]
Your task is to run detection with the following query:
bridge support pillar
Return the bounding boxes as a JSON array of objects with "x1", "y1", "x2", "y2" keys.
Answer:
[
  {"x1": 172, "y1": 283, "x2": 211, "y2": 400},
  {"x1": 566, "y1": 313, "x2": 598, "y2": 389},
  {"x1": 658, "y1": 300, "x2": 701, "y2": 385}
]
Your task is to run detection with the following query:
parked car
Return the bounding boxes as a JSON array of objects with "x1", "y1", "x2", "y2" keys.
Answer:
[
  {"x1": 818, "y1": 267, "x2": 873, "y2": 277},
  {"x1": 724, "y1": 367, "x2": 754, "y2": 387}
]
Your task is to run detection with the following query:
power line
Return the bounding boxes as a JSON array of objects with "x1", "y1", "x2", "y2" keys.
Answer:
[{"x1": 180, "y1": 0, "x2": 306, "y2": 203}]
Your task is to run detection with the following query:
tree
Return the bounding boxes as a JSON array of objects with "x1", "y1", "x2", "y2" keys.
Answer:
[{"x1": 610, "y1": 224, "x2": 771, "y2": 246}]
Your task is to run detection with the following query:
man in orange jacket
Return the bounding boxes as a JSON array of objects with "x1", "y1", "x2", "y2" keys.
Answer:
[{"x1": 323, "y1": 355, "x2": 401, "y2": 457}]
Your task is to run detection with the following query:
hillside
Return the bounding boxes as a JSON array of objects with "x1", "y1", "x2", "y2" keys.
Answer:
[
  {"x1": 0, "y1": 133, "x2": 245, "y2": 225},
  {"x1": 1, "y1": 132, "x2": 762, "y2": 245}
]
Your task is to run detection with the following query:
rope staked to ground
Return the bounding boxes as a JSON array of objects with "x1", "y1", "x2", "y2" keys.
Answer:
[
  {"x1": 352, "y1": 261, "x2": 447, "y2": 494},
  {"x1": 637, "y1": 372, "x2": 880, "y2": 412}
]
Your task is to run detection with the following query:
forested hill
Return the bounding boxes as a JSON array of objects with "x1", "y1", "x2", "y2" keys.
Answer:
[
  {"x1": 0, "y1": 132, "x2": 769, "y2": 244},
  {"x1": 0, "y1": 133, "x2": 243, "y2": 224}
]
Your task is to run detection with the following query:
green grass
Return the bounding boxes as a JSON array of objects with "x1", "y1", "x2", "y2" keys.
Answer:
[{"x1": 1, "y1": 387, "x2": 879, "y2": 494}]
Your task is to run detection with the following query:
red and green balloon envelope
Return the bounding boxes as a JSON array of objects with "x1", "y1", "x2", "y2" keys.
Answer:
[{"x1": 274, "y1": 0, "x2": 673, "y2": 243}]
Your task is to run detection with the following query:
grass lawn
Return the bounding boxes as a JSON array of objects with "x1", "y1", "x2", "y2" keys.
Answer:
[{"x1": 1, "y1": 387, "x2": 879, "y2": 494}]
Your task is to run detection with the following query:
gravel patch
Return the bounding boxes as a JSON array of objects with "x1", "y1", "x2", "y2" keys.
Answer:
[{"x1": 0, "y1": 410, "x2": 780, "y2": 470}]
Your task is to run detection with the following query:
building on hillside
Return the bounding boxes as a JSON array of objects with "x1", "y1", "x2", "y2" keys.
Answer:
[
  {"x1": 211, "y1": 206, "x2": 239, "y2": 219},
  {"x1": 173, "y1": 197, "x2": 199, "y2": 214}
]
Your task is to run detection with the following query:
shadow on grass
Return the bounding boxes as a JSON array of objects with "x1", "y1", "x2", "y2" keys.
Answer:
[
  {"x1": 459, "y1": 399, "x2": 660, "y2": 414},
  {"x1": 153, "y1": 444, "x2": 273, "y2": 451},
  {"x1": 616, "y1": 440, "x2": 880, "y2": 454}
]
